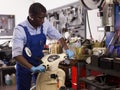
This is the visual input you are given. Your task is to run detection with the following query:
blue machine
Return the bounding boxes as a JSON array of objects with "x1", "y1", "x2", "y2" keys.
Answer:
[{"x1": 106, "y1": 2, "x2": 120, "y2": 57}]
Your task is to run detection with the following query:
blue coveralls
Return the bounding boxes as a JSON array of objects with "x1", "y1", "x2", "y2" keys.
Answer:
[{"x1": 16, "y1": 25, "x2": 46, "y2": 90}]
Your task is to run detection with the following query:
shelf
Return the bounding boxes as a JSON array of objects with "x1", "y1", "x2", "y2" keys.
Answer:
[
  {"x1": 79, "y1": 64, "x2": 120, "y2": 90},
  {"x1": 86, "y1": 64, "x2": 120, "y2": 77},
  {"x1": 80, "y1": 77, "x2": 115, "y2": 90}
]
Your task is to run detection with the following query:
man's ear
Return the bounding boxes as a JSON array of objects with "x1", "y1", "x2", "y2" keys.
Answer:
[{"x1": 29, "y1": 16, "x2": 34, "y2": 21}]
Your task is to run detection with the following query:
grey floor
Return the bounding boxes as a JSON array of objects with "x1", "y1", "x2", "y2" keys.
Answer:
[{"x1": 0, "y1": 85, "x2": 16, "y2": 90}]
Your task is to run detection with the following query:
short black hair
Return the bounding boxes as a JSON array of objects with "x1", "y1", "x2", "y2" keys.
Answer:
[{"x1": 29, "y1": 2, "x2": 47, "y2": 15}]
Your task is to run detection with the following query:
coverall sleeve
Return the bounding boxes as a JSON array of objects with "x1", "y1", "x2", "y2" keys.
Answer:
[
  {"x1": 12, "y1": 26, "x2": 26, "y2": 58},
  {"x1": 45, "y1": 19, "x2": 63, "y2": 40}
]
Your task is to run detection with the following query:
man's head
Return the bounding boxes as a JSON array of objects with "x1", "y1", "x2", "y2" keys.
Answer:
[{"x1": 28, "y1": 2, "x2": 47, "y2": 28}]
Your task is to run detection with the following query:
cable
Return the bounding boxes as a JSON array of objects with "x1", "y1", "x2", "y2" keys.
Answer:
[{"x1": 86, "y1": 11, "x2": 93, "y2": 40}]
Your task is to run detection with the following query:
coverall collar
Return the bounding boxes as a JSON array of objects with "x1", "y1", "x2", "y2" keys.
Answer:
[{"x1": 26, "y1": 17, "x2": 42, "y2": 30}]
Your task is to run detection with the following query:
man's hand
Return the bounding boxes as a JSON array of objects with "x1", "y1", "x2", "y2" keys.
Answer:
[
  {"x1": 65, "y1": 49, "x2": 74, "y2": 59},
  {"x1": 30, "y1": 65, "x2": 45, "y2": 73}
]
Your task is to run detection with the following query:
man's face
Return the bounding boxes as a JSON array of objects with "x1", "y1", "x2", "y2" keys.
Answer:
[{"x1": 29, "y1": 12, "x2": 47, "y2": 27}]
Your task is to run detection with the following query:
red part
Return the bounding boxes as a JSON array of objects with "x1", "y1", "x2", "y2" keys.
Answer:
[{"x1": 71, "y1": 66, "x2": 86, "y2": 90}]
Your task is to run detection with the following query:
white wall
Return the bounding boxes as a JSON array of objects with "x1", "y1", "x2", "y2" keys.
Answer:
[
  {"x1": 0, "y1": 0, "x2": 33, "y2": 25},
  {"x1": 35, "y1": 0, "x2": 78, "y2": 10}
]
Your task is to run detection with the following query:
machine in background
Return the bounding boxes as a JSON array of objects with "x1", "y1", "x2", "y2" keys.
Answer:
[
  {"x1": 78, "y1": 0, "x2": 120, "y2": 90},
  {"x1": 80, "y1": 0, "x2": 120, "y2": 57}
]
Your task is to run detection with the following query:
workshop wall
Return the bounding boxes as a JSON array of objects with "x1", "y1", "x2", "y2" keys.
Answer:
[
  {"x1": 0, "y1": 0, "x2": 32, "y2": 25},
  {"x1": 0, "y1": 0, "x2": 33, "y2": 45},
  {"x1": 0, "y1": 0, "x2": 80, "y2": 44},
  {"x1": 47, "y1": 1, "x2": 87, "y2": 40},
  {"x1": 0, "y1": 0, "x2": 104, "y2": 44}
]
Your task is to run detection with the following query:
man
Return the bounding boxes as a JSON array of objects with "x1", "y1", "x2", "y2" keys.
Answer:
[{"x1": 12, "y1": 2, "x2": 74, "y2": 90}]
